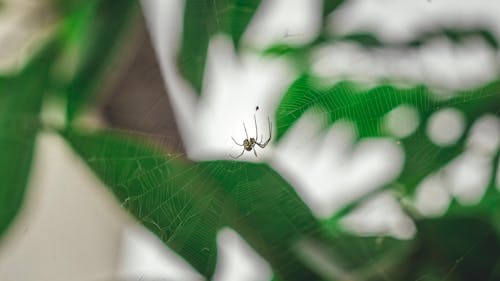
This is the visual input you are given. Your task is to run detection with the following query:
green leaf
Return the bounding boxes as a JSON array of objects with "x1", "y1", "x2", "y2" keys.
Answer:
[
  {"x1": 265, "y1": 27, "x2": 498, "y2": 62},
  {"x1": 0, "y1": 40, "x2": 60, "y2": 237},
  {"x1": 276, "y1": 76, "x2": 500, "y2": 196},
  {"x1": 198, "y1": 161, "x2": 323, "y2": 280},
  {"x1": 408, "y1": 28, "x2": 499, "y2": 50},
  {"x1": 178, "y1": 0, "x2": 262, "y2": 95},
  {"x1": 337, "y1": 32, "x2": 383, "y2": 47},
  {"x1": 324, "y1": 233, "x2": 415, "y2": 280},
  {"x1": 323, "y1": 0, "x2": 348, "y2": 18},
  {"x1": 178, "y1": 0, "x2": 216, "y2": 95},
  {"x1": 64, "y1": 0, "x2": 139, "y2": 122},
  {"x1": 63, "y1": 129, "x2": 326, "y2": 279},
  {"x1": 329, "y1": 28, "x2": 499, "y2": 50},
  {"x1": 64, "y1": 129, "x2": 221, "y2": 277},
  {"x1": 326, "y1": 215, "x2": 499, "y2": 281},
  {"x1": 444, "y1": 151, "x2": 500, "y2": 221},
  {"x1": 52, "y1": 0, "x2": 88, "y2": 15},
  {"x1": 399, "y1": 216, "x2": 500, "y2": 281},
  {"x1": 230, "y1": 0, "x2": 262, "y2": 48}
]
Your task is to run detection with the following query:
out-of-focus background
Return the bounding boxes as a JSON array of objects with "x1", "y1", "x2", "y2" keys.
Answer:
[
  {"x1": 0, "y1": 1, "x2": 187, "y2": 280},
  {"x1": 0, "y1": 0, "x2": 499, "y2": 280}
]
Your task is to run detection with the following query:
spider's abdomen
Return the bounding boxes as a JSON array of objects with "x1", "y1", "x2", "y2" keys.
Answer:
[
  {"x1": 243, "y1": 139, "x2": 252, "y2": 151},
  {"x1": 245, "y1": 138, "x2": 257, "y2": 151}
]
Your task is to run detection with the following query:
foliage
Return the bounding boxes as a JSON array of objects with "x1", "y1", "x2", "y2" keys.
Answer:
[
  {"x1": 1, "y1": 0, "x2": 499, "y2": 280},
  {"x1": 178, "y1": 0, "x2": 262, "y2": 94},
  {"x1": 0, "y1": 41, "x2": 60, "y2": 236},
  {"x1": 276, "y1": 76, "x2": 500, "y2": 197},
  {"x1": 0, "y1": 0, "x2": 139, "y2": 237},
  {"x1": 64, "y1": 128, "x2": 324, "y2": 279}
]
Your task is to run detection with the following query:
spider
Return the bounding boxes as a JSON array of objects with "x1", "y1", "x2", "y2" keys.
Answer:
[{"x1": 230, "y1": 113, "x2": 272, "y2": 159}]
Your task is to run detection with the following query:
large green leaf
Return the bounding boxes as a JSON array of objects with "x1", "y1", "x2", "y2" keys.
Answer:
[
  {"x1": 0, "y1": 41, "x2": 60, "y2": 237},
  {"x1": 52, "y1": 0, "x2": 88, "y2": 15},
  {"x1": 198, "y1": 161, "x2": 323, "y2": 280},
  {"x1": 178, "y1": 0, "x2": 262, "y2": 94},
  {"x1": 333, "y1": 28, "x2": 499, "y2": 50},
  {"x1": 322, "y1": 0, "x2": 348, "y2": 18},
  {"x1": 323, "y1": 194, "x2": 500, "y2": 281},
  {"x1": 63, "y1": 0, "x2": 139, "y2": 122},
  {"x1": 308, "y1": 212, "x2": 417, "y2": 280},
  {"x1": 275, "y1": 75, "x2": 500, "y2": 279},
  {"x1": 230, "y1": 0, "x2": 262, "y2": 48},
  {"x1": 339, "y1": 152, "x2": 500, "y2": 280},
  {"x1": 64, "y1": 128, "x2": 327, "y2": 280},
  {"x1": 397, "y1": 216, "x2": 500, "y2": 281},
  {"x1": 64, "y1": 129, "x2": 221, "y2": 277},
  {"x1": 276, "y1": 76, "x2": 500, "y2": 196},
  {"x1": 264, "y1": 28, "x2": 498, "y2": 62},
  {"x1": 443, "y1": 151, "x2": 500, "y2": 222}
]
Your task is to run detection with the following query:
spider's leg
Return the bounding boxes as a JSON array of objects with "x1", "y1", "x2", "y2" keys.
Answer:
[
  {"x1": 256, "y1": 142, "x2": 266, "y2": 148},
  {"x1": 268, "y1": 116, "x2": 272, "y2": 139},
  {"x1": 243, "y1": 122, "x2": 249, "y2": 140},
  {"x1": 231, "y1": 136, "x2": 243, "y2": 146},
  {"x1": 254, "y1": 113, "x2": 258, "y2": 142},
  {"x1": 253, "y1": 148, "x2": 258, "y2": 157},
  {"x1": 259, "y1": 135, "x2": 271, "y2": 147},
  {"x1": 256, "y1": 116, "x2": 272, "y2": 148},
  {"x1": 230, "y1": 149, "x2": 245, "y2": 159}
]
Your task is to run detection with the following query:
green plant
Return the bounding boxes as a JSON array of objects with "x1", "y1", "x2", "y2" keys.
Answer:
[
  {"x1": 1, "y1": 1, "x2": 499, "y2": 280},
  {"x1": 0, "y1": 0, "x2": 138, "y2": 244}
]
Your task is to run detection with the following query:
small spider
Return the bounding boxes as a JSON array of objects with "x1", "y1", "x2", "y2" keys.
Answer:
[{"x1": 230, "y1": 113, "x2": 272, "y2": 159}]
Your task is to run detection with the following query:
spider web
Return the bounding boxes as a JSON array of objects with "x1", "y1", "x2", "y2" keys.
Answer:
[
  {"x1": 65, "y1": 62, "x2": 500, "y2": 281},
  {"x1": 66, "y1": 109, "x2": 500, "y2": 281},
  {"x1": 66, "y1": 128, "x2": 325, "y2": 280},
  {"x1": 273, "y1": 76, "x2": 500, "y2": 280},
  {"x1": 63, "y1": 0, "x2": 500, "y2": 280}
]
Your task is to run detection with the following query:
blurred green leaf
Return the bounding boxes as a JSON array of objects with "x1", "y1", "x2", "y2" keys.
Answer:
[
  {"x1": 230, "y1": 0, "x2": 262, "y2": 48},
  {"x1": 64, "y1": 0, "x2": 138, "y2": 122},
  {"x1": 178, "y1": 0, "x2": 262, "y2": 94},
  {"x1": 198, "y1": 161, "x2": 323, "y2": 280},
  {"x1": 325, "y1": 187, "x2": 500, "y2": 281},
  {"x1": 0, "y1": 40, "x2": 60, "y2": 237},
  {"x1": 178, "y1": 0, "x2": 218, "y2": 95},
  {"x1": 276, "y1": 75, "x2": 500, "y2": 196},
  {"x1": 279, "y1": 74, "x2": 500, "y2": 279},
  {"x1": 262, "y1": 33, "x2": 382, "y2": 59},
  {"x1": 64, "y1": 129, "x2": 328, "y2": 280},
  {"x1": 337, "y1": 32, "x2": 383, "y2": 47},
  {"x1": 338, "y1": 28, "x2": 499, "y2": 50},
  {"x1": 265, "y1": 27, "x2": 498, "y2": 63},
  {"x1": 325, "y1": 216, "x2": 498, "y2": 281},
  {"x1": 399, "y1": 216, "x2": 500, "y2": 281},
  {"x1": 52, "y1": 0, "x2": 88, "y2": 15},
  {"x1": 444, "y1": 151, "x2": 500, "y2": 220},
  {"x1": 323, "y1": 0, "x2": 348, "y2": 18},
  {"x1": 408, "y1": 28, "x2": 499, "y2": 50},
  {"x1": 64, "y1": 129, "x2": 220, "y2": 277},
  {"x1": 263, "y1": 44, "x2": 302, "y2": 56},
  {"x1": 325, "y1": 233, "x2": 414, "y2": 280}
]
